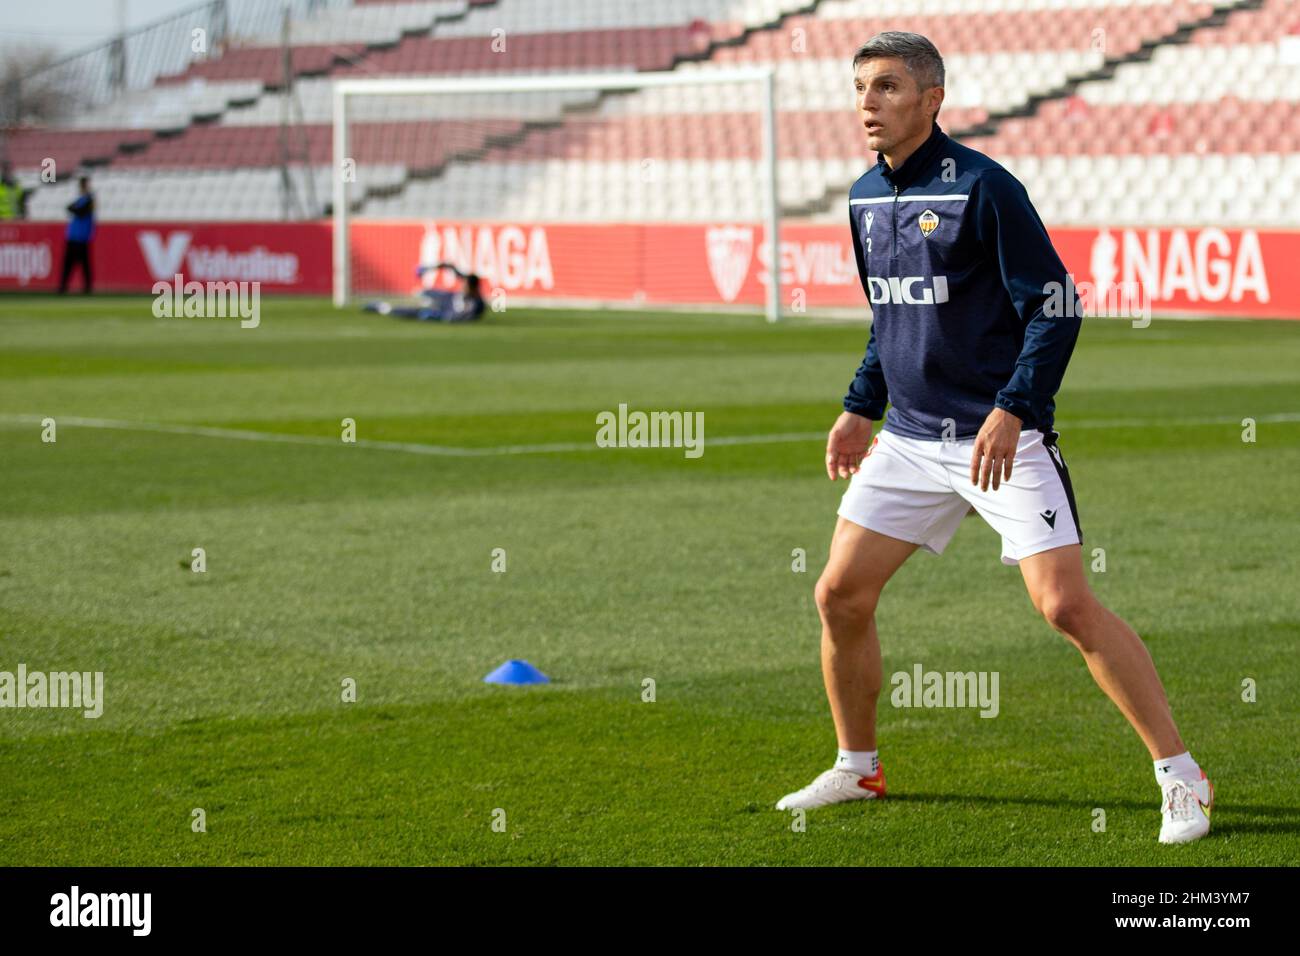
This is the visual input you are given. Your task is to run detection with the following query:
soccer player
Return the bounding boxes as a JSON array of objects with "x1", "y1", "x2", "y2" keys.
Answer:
[
  {"x1": 363, "y1": 261, "x2": 485, "y2": 323},
  {"x1": 775, "y1": 32, "x2": 1213, "y2": 844}
]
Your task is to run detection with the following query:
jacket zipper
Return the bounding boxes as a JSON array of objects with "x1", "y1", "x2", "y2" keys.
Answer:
[{"x1": 891, "y1": 183, "x2": 899, "y2": 258}]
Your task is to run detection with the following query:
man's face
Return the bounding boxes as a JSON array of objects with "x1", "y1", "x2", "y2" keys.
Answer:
[{"x1": 854, "y1": 57, "x2": 936, "y2": 156}]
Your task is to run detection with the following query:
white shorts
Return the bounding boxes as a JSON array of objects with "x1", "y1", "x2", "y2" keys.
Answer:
[{"x1": 837, "y1": 427, "x2": 1083, "y2": 566}]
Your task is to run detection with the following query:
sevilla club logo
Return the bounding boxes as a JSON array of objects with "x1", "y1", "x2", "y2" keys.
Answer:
[{"x1": 706, "y1": 225, "x2": 753, "y2": 303}]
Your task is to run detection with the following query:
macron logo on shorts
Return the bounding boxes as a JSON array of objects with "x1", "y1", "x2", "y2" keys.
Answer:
[{"x1": 1040, "y1": 509, "x2": 1058, "y2": 529}]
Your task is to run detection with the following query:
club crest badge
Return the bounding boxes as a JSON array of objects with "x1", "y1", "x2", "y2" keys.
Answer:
[
  {"x1": 705, "y1": 225, "x2": 754, "y2": 303},
  {"x1": 918, "y1": 209, "x2": 939, "y2": 238}
]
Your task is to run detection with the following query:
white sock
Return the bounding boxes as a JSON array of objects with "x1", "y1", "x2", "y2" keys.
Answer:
[
  {"x1": 1154, "y1": 751, "x2": 1200, "y2": 785},
  {"x1": 835, "y1": 749, "x2": 879, "y2": 776}
]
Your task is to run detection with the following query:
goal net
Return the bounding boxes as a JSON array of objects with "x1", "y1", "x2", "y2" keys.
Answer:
[{"x1": 331, "y1": 68, "x2": 781, "y2": 321}]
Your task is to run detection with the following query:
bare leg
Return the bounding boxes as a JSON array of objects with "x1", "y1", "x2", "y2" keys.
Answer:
[
  {"x1": 1019, "y1": 544, "x2": 1185, "y2": 759},
  {"x1": 814, "y1": 519, "x2": 918, "y2": 751}
]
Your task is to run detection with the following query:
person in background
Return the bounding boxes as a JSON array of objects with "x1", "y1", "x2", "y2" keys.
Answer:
[
  {"x1": 59, "y1": 176, "x2": 95, "y2": 294},
  {"x1": 0, "y1": 163, "x2": 28, "y2": 220},
  {"x1": 363, "y1": 261, "x2": 485, "y2": 323}
]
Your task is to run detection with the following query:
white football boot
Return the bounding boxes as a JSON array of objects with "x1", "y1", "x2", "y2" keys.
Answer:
[
  {"x1": 775, "y1": 765, "x2": 887, "y2": 811},
  {"x1": 1158, "y1": 768, "x2": 1214, "y2": 844}
]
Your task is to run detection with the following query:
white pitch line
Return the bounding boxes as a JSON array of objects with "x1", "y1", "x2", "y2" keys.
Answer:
[
  {"x1": 0, "y1": 414, "x2": 826, "y2": 457},
  {"x1": 0, "y1": 412, "x2": 1296, "y2": 458},
  {"x1": 1060, "y1": 412, "x2": 1300, "y2": 429}
]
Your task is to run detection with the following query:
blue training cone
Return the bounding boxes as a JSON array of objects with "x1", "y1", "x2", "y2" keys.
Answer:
[{"x1": 484, "y1": 659, "x2": 550, "y2": 685}]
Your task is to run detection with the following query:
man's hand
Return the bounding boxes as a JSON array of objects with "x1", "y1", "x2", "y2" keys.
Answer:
[
  {"x1": 826, "y1": 411, "x2": 873, "y2": 480},
  {"x1": 970, "y1": 407, "x2": 1022, "y2": 491}
]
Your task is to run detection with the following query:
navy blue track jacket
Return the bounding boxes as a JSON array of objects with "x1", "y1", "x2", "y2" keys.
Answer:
[{"x1": 844, "y1": 121, "x2": 1081, "y2": 440}]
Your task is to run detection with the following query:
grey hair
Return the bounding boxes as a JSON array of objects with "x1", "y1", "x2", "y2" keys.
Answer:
[{"x1": 852, "y1": 31, "x2": 945, "y2": 93}]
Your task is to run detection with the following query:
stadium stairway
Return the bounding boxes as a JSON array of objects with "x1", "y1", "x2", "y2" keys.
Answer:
[
  {"x1": 792, "y1": 0, "x2": 1269, "y2": 217},
  {"x1": 322, "y1": 1, "x2": 833, "y2": 215},
  {"x1": 14, "y1": 0, "x2": 1291, "y2": 226},
  {"x1": 340, "y1": 0, "x2": 1277, "y2": 222},
  {"x1": 16, "y1": 0, "x2": 833, "y2": 219},
  {"x1": 5, "y1": 0, "x2": 507, "y2": 175},
  {"x1": 11, "y1": 0, "x2": 818, "y2": 207}
]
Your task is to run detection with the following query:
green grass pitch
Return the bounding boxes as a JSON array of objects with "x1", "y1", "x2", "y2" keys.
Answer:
[{"x1": 0, "y1": 294, "x2": 1297, "y2": 866}]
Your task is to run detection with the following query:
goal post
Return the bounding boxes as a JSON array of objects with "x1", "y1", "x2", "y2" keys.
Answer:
[{"x1": 331, "y1": 67, "x2": 781, "y2": 321}]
